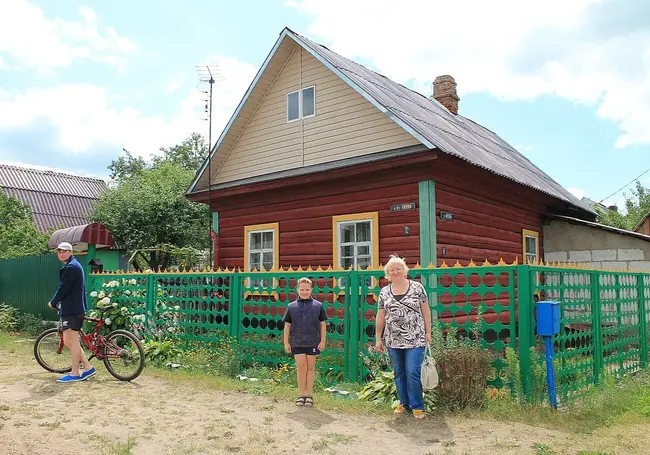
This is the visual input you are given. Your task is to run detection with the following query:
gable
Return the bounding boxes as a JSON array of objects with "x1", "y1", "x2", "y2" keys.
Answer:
[{"x1": 199, "y1": 41, "x2": 421, "y2": 187}]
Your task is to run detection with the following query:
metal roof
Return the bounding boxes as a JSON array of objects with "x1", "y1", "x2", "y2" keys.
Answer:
[
  {"x1": 0, "y1": 165, "x2": 106, "y2": 232},
  {"x1": 290, "y1": 30, "x2": 594, "y2": 215},
  {"x1": 188, "y1": 28, "x2": 595, "y2": 216}
]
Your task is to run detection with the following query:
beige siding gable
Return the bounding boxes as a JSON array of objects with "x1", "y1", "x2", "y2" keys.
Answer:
[{"x1": 214, "y1": 48, "x2": 421, "y2": 185}]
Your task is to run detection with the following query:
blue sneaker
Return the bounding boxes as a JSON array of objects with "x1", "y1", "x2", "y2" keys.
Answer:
[
  {"x1": 56, "y1": 374, "x2": 82, "y2": 383},
  {"x1": 80, "y1": 367, "x2": 96, "y2": 381}
]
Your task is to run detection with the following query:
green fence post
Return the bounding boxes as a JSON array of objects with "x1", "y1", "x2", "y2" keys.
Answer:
[
  {"x1": 348, "y1": 270, "x2": 360, "y2": 383},
  {"x1": 516, "y1": 265, "x2": 533, "y2": 401},
  {"x1": 146, "y1": 274, "x2": 155, "y2": 341},
  {"x1": 591, "y1": 271, "x2": 603, "y2": 383},
  {"x1": 229, "y1": 271, "x2": 241, "y2": 342},
  {"x1": 637, "y1": 273, "x2": 648, "y2": 368}
]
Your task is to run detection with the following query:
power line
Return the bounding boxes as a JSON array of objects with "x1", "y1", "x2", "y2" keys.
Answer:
[{"x1": 598, "y1": 167, "x2": 650, "y2": 204}]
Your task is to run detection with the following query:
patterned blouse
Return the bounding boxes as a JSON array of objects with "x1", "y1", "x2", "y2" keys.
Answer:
[{"x1": 378, "y1": 280, "x2": 428, "y2": 349}]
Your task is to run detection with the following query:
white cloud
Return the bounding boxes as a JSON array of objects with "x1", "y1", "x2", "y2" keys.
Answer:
[
  {"x1": 0, "y1": 56, "x2": 258, "y2": 157},
  {"x1": 287, "y1": 0, "x2": 650, "y2": 148},
  {"x1": 0, "y1": 0, "x2": 136, "y2": 72},
  {"x1": 165, "y1": 73, "x2": 187, "y2": 95}
]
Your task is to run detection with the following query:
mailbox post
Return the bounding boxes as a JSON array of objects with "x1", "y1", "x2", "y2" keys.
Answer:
[{"x1": 536, "y1": 300, "x2": 561, "y2": 408}]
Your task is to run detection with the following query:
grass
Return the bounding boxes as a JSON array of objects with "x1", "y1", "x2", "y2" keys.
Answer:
[{"x1": 473, "y1": 370, "x2": 650, "y2": 433}]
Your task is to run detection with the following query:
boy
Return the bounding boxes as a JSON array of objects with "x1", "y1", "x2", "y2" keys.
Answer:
[
  {"x1": 283, "y1": 277, "x2": 327, "y2": 407},
  {"x1": 48, "y1": 242, "x2": 95, "y2": 383}
]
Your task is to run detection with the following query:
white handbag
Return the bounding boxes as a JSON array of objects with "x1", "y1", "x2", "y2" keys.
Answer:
[{"x1": 421, "y1": 344, "x2": 439, "y2": 390}]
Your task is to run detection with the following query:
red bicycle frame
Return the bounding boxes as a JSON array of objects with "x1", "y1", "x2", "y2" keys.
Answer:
[{"x1": 56, "y1": 316, "x2": 121, "y2": 361}]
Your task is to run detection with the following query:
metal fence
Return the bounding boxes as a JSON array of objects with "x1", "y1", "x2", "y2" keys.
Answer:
[
  {"x1": 0, "y1": 254, "x2": 61, "y2": 320},
  {"x1": 82, "y1": 263, "x2": 650, "y2": 403}
]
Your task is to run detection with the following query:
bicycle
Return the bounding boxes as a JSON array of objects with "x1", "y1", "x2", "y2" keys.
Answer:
[{"x1": 33, "y1": 309, "x2": 146, "y2": 381}]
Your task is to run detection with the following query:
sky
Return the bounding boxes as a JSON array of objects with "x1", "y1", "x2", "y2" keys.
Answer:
[{"x1": 0, "y1": 0, "x2": 649, "y2": 208}]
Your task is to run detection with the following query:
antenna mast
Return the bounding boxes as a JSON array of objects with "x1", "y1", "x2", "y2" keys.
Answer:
[{"x1": 196, "y1": 65, "x2": 219, "y2": 270}]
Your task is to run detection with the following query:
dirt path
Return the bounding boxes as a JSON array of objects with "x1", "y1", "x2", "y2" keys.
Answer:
[{"x1": 0, "y1": 338, "x2": 645, "y2": 455}]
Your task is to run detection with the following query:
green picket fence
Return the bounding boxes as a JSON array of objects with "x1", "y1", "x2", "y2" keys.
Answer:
[{"x1": 87, "y1": 263, "x2": 650, "y2": 403}]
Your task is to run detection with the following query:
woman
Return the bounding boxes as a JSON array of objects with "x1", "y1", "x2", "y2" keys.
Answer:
[{"x1": 375, "y1": 255, "x2": 432, "y2": 419}]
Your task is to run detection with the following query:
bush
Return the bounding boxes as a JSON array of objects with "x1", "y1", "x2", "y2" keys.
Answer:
[
  {"x1": 15, "y1": 312, "x2": 44, "y2": 336},
  {"x1": 437, "y1": 345, "x2": 493, "y2": 409},
  {"x1": 0, "y1": 303, "x2": 18, "y2": 332}
]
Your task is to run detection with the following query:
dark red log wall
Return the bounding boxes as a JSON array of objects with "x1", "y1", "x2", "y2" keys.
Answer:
[{"x1": 198, "y1": 151, "x2": 563, "y2": 269}]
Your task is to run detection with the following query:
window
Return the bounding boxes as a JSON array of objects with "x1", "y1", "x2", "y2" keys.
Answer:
[
  {"x1": 522, "y1": 229, "x2": 540, "y2": 265},
  {"x1": 333, "y1": 212, "x2": 379, "y2": 271},
  {"x1": 287, "y1": 86, "x2": 316, "y2": 122},
  {"x1": 244, "y1": 223, "x2": 279, "y2": 289}
]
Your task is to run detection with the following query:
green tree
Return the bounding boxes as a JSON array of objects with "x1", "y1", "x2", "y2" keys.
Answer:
[
  {"x1": 596, "y1": 181, "x2": 650, "y2": 230},
  {"x1": 153, "y1": 132, "x2": 207, "y2": 172},
  {"x1": 90, "y1": 161, "x2": 209, "y2": 271},
  {"x1": 0, "y1": 191, "x2": 49, "y2": 259}
]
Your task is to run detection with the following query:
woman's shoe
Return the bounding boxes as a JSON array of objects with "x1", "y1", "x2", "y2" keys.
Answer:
[
  {"x1": 413, "y1": 410, "x2": 425, "y2": 419},
  {"x1": 393, "y1": 404, "x2": 407, "y2": 414}
]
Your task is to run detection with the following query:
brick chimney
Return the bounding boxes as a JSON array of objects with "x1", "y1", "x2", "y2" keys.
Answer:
[{"x1": 433, "y1": 75, "x2": 459, "y2": 114}]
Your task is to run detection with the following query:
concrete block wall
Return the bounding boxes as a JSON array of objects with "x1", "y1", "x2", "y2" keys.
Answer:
[{"x1": 544, "y1": 249, "x2": 650, "y2": 271}]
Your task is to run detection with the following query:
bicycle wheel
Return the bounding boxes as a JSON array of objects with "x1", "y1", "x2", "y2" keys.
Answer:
[
  {"x1": 33, "y1": 328, "x2": 72, "y2": 373},
  {"x1": 103, "y1": 330, "x2": 145, "y2": 381}
]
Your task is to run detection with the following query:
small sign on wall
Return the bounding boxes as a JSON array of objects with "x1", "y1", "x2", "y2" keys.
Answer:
[
  {"x1": 440, "y1": 211, "x2": 454, "y2": 221},
  {"x1": 390, "y1": 202, "x2": 416, "y2": 212}
]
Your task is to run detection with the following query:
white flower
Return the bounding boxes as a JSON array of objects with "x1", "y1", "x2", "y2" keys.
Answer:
[
  {"x1": 121, "y1": 307, "x2": 129, "y2": 314},
  {"x1": 112, "y1": 302, "x2": 118, "y2": 307},
  {"x1": 167, "y1": 327, "x2": 175, "y2": 333},
  {"x1": 98, "y1": 292, "x2": 106, "y2": 299},
  {"x1": 100, "y1": 297, "x2": 111, "y2": 305},
  {"x1": 130, "y1": 279, "x2": 137, "y2": 285},
  {"x1": 174, "y1": 305, "x2": 180, "y2": 311},
  {"x1": 124, "y1": 290, "x2": 131, "y2": 296},
  {"x1": 90, "y1": 291, "x2": 98, "y2": 298},
  {"x1": 108, "y1": 280, "x2": 120, "y2": 287},
  {"x1": 105, "y1": 317, "x2": 112, "y2": 325}
]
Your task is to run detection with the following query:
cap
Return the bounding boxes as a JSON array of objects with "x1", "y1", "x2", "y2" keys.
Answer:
[{"x1": 56, "y1": 242, "x2": 73, "y2": 251}]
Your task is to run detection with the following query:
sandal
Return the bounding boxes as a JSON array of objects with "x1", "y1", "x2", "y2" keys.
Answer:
[
  {"x1": 304, "y1": 396, "x2": 314, "y2": 407},
  {"x1": 295, "y1": 396, "x2": 306, "y2": 406}
]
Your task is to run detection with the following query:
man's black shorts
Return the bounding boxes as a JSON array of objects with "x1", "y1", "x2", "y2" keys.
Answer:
[
  {"x1": 291, "y1": 346, "x2": 320, "y2": 356},
  {"x1": 60, "y1": 313, "x2": 85, "y2": 331}
]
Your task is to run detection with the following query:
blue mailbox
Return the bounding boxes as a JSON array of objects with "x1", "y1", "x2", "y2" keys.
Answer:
[
  {"x1": 536, "y1": 300, "x2": 561, "y2": 409},
  {"x1": 536, "y1": 300, "x2": 561, "y2": 336}
]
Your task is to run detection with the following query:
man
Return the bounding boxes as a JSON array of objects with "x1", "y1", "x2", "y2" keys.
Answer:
[{"x1": 48, "y1": 242, "x2": 96, "y2": 383}]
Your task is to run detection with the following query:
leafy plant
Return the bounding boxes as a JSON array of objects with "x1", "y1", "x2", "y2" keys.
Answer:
[
  {"x1": 357, "y1": 371, "x2": 437, "y2": 412},
  {"x1": 142, "y1": 340, "x2": 182, "y2": 365},
  {"x1": 15, "y1": 312, "x2": 44, "y2": 336},
  {"x1": 0, "y1": 303, "x2": 18, "y2": 332}
]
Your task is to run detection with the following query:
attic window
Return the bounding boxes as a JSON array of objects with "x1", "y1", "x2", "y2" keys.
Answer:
[{"x1": 287, "y1": 86, "x2": 315, "y2": 122}]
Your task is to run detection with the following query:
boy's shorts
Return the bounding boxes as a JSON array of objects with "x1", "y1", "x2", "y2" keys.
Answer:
[
  {"x1": 60, "y1": 313, "x2": 85, "y2": 331},
  {"x1": 291, "y1": 347, "x2": 320, "y2": 356}
]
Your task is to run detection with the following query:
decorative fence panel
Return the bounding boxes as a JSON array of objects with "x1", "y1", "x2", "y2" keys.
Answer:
[
  {"x1": 520, "y1": 265, "x2": 649, "y2": 404},
  {"x1": 85, "y1": 263, "x2": 650, "y2": 402}
]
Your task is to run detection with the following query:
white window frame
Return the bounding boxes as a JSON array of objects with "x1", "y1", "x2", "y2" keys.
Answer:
[
  {"x1": 286, "y1": 86, "x2": 316, "y2": 123},
  {"x1": 337, "y1": 220, "x2": 374, "y2": 271},
  {"x1": 523, "y1": 229, "x2": 540, "y2": 265},
  {"x1": 244, "y1": 223, "x2": 279, "y2": 291}
]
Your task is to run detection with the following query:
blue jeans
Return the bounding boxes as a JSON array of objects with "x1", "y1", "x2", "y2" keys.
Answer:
[{"x1": 387, "y1": 346, "x2": 425, "y2": 411}]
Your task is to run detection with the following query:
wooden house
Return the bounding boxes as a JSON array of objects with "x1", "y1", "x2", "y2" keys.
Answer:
[{"x1": 186, "y1": 28, "x2": 595, "y2": 272}]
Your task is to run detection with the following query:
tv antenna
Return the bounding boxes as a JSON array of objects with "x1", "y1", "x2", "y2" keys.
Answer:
[{"x1": 196, "y1": 65, "x2": 220, "y2": 269}]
